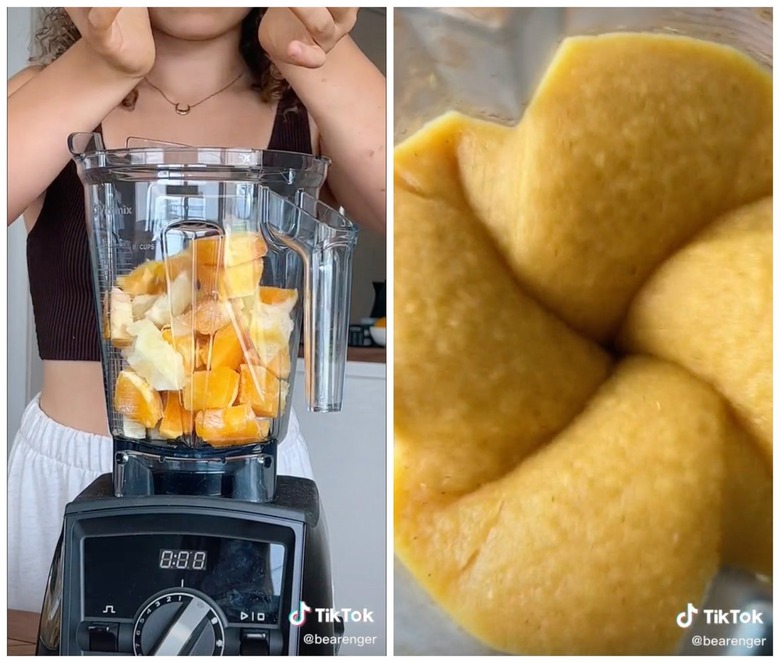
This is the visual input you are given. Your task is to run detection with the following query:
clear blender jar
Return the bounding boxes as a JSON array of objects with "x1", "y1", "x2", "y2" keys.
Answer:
[
  {"x1": 393, "y1": 6, "x2": 772, "y2": 656},
  {"x1": 69, "y1": 133, "x2": 358, "y2": 503}
]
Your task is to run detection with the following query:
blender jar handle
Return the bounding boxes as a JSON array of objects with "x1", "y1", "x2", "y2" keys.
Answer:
[
  {"x1": 67, "y1": 131, "x2": 105, "y2": 159},
  {"x1": 264, "y1": 189, "x2": 358, "y2": 412},
  {"x1": 298, "y1": 191, "x2": 359, "y2": 412}
]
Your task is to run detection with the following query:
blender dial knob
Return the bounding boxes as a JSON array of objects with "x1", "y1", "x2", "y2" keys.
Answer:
[{"x1": 133, "y1": 591, "x2": 225, "y2": 656}]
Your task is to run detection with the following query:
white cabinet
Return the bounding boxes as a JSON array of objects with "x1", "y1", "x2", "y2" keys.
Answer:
[{"x1": 291, "y1": 360, "x2": 387, "y2": 655}]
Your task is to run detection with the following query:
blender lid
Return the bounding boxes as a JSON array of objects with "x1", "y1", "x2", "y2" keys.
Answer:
[{"x1": 67, "y1": 132, "x2": 331, "y2": 182}]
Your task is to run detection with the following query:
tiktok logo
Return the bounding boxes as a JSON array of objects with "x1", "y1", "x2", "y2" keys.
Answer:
[
  {"x1": 676, "y1": 603, "x2": 699, "y2": 628},
  {"x1": 289, "y1": 600, "x2": 313, "y2": 626}
]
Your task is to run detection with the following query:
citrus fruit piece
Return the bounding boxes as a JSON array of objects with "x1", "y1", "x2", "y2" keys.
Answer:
[
  {"x1": 197, "y1": 260, "x2": 263, "y2": 300},
  {"x1": 113, "y1": 369, "x2": 164, "y2": 429},
  {"x1": 159, "y1": 392, "x2": 194, "y2": 440},
  {"x1": 125, "y1": 319, "x2": 186, "y2": 391},
  {"x1": 161, "y1": 328, "x2": 198, "y2": 374},
  {"x1": 144, "y1": 274, "x2": 193, "y2": 330},
  {"x1": 108, "y1": 287, "x2": 134, "y2": 348},
  {"x1": 165, "y1": 247, "x2": 195, "y2": 281},
  {"x1": 183, "y1": 366, "x2": 240, "y2": 412},
  {"x1": 249, "y1": 301, "x2": 295, "y2": 371},
  {"x1": 266, "y1": 349, "x2": 292, "y2": 380},
  {"x1": 117, "y1": 260, "x2": 166, "y2": 296},
  {"x1": 193, "y1": 296, "x2": 233, "y2": 336},
  {"x1": 121, "y1": 416, "x2": 146, "y2": 439},
  {"x1": 258, "y1": 286, "x2": 298, "y2": 311},
  {"x1": 238, "y1": 364, "x2": 287, "y2": 418},
  {"x1": 131, "y1": 293, "x2": 159, "y2": 321},
  {"x1": 194, "y1": 232, "x2": 267, "y2": 267},
  {"x1": 200, "y1": 323, "x2": 245, "y2": 372},
  {"x1": 195, "y1": 403, "x2": 270, "y2": 446},
  {"x1": 244, "y1": 346, "x2": 293, "y2": 380}
]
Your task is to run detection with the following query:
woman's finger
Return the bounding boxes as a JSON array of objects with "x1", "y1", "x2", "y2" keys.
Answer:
[
  {"x1": 64, "y1": 7, "x2": 91, "y2": 35},
  {"x1": 287, "y1": 39, "x2": 327, "y2": 69},
  {"x1": 65, "y1": 7, "x2": 121, "y2": 44},
  {"x1": 328, "y1": 7, "x2": 359, "y2": 34},
  {"x1": 87, "y1": 7, "x2": 122, "y2": 33},
  {"x1": 289, "y1": 8, "x2": 338, "y2": 51}
]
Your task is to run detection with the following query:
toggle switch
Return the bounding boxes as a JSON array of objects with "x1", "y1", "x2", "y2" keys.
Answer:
[
  {"x1": 240, "y1": 630, "x2": 271, "y2": 656},
  {"x1": 88, "y1": 623, "x2": 118, "y2": 652}
]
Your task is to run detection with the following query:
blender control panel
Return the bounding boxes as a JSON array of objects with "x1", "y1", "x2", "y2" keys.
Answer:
[{"x1": 80, "y1": 533, "x2": 290, "y2": 655}]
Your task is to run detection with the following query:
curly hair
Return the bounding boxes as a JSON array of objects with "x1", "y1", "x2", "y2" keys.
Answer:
[{"x1": 30, "y1": 8, "x2": 291, "y2": 110}]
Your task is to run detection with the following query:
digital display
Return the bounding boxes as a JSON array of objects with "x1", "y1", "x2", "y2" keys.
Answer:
[
  {"x1": 159, "y1": 548, "x2": 207, "y2": 570},
  {"x1": 84, "y1": 532, "x2": 289, "y2": 625}
]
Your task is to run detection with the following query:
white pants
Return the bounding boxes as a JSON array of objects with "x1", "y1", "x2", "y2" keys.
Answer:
[{"x1": 7, "y1": 395, "x2": 314, "y2": 612}]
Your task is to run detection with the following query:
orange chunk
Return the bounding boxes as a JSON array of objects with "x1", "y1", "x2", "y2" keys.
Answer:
[
  {"x1": 117, "y1": 260, "x2": 166, "y2": 296},
  {"x1": 195, "y1": 403, "x2": 270, "y2": 446},
  {"x1": 195, "y1": 335, "x2": 208, "y2": 369},
  {"x1": 249, "y1": 302, "x2": 294, "y2": 370},
  {"x1": 197, "y1": 260, "x2": 263, "y2": 300},
  {"x1": 171, "y1": 310, "x2": 194, "y2": 337},
  {"x1": 200, "y1": 324, "x2": 245, "y2": 371},
  {"x1": 267, "y1": 349, "x2": 292, "y2": 380},
  {"x1": 245, "y1": 346, "x2": 292, "y2": 380},
  {"x1": 165, "y1": 248, "x2": 195, "y2": 281},
  {"x1": 238, "y1": 364, "x2": 288, "y2": 417},
  {"x1": 162, "y1": 328, "x2": 197, "y2": 374},
  {"x1": 194, "y1": 232, "x2": 267, "y2": 267},
  {"x1": 114, "y1": 370, "x2": 163, "y2": 428},
  {"x1": 193, "y1": 296, "x2": 233, "y2": 335},
  {"x1": 258, "y1": 286, "x2": 298, "y2": 311},
  {"x1": 109, "y1": 287, "x2": 134, "y2": 347},
  {"x1": 183, "y1": 366, "x2": 240, "y2": 412},
  {"x1": 159, "y1": 392, "x2": 194, "y2": 439}
]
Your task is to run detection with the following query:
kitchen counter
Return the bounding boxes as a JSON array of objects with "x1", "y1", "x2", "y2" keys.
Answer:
[
  {"x1": 8, "y1": 610, "x2": 38, "y2": 656},
  {"x1": 346, "y1": 346, "x2": 386, "y2": 363}
]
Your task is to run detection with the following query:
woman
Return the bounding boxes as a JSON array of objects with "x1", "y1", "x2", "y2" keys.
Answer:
[{"x1": 7, "y1": 7, "x2": 385, "y2": 612}]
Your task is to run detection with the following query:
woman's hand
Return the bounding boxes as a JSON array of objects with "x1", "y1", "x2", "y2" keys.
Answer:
[
  {"x1": 259, "y1": 8, "x2": 358, "y2": 69},
  {"x1": 65, "y1": 7, "x2": 155, "y2": 78},
  {"x1": 258, "y1": 7, "x2": 386, "y2": 233}
]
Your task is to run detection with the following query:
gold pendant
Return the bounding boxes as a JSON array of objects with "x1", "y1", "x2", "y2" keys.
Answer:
[{"x1": 175, "y1": 103, "x2": 191, "y2": 116}]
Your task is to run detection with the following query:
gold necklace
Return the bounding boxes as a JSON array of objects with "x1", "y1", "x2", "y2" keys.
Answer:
[{"x1": 144, "y1": 72, "x2": 245, "y2": 115}]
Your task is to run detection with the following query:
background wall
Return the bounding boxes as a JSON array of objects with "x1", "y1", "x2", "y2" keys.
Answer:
[
  {"x1": 7, "y1": 7, "x2": 38, "y2": 450},
  {"x1": 7, "y1": 6, "x2": 387, "y2": 445},
  {"x1": 348, "y1": 8, "x2": 388, "y2": 326}
]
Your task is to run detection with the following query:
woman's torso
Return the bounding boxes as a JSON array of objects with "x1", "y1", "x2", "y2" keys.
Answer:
[{"x1": 27, "y1": 82, "x2": 314, "y2": 435}]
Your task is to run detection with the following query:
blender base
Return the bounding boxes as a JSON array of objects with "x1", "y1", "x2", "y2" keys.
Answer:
[{"x1": 36, "y1": 474, "x2": 341, "y2": 656}]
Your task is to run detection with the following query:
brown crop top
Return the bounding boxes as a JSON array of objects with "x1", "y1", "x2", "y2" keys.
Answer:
[{"x1": 27, "y1": 89, "x2": 312, "y2": 361}]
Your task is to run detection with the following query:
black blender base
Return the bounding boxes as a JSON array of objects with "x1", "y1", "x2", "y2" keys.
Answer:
[
  {"x1": 37, "y1": 474, "x2": 340, "y2": 656},
  {"x1": 73, "y1": 473, "x2": 321, "y2": 523}
]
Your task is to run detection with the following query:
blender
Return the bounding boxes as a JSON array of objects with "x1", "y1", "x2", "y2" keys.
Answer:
[
  {"x1": 36, "y1": 133, "x2": 358, "y2": 656},
  {"x1": 394, "y1": 7, "x2": 772, "y2": 655}
]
